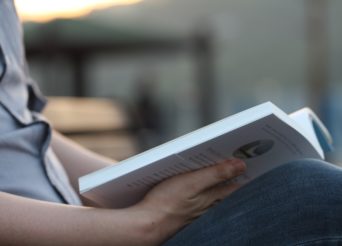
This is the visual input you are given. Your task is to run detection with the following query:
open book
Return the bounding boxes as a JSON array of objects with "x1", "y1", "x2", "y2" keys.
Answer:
[{"x1": 79, "y1": 102, "x2": 333, "y2": 208}]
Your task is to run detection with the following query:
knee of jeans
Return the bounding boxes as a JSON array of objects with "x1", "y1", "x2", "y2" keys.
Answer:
[
  {"x1": 270, "y1": 158, "x2": 342, "y2": 195},
  {"x1": 276, "y1": 158, "x2": 336, "y2": 177}
]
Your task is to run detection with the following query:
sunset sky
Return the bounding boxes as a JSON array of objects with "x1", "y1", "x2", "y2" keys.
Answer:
[{"x1": 15, "y1": 0, "x2": 142, "y2": 22}]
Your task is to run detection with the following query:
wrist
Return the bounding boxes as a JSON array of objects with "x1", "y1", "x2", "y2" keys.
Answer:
[{"x1": 128, "y1": 204, "x2": 186, "y2": 246}]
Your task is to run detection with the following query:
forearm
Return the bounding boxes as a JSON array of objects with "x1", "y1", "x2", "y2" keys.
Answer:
[
  {"x1": 0, "y1": 158, "x2": 246, "y2": 246},
  {"x1": 50, "y1": 131, "x2": 117, "y2": 191},
  {"x1": 0, "y1": 192, "x2": 177, "y2": 246}
]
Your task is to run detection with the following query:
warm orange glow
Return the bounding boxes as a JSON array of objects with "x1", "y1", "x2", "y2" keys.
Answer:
[{"x1": 15, "y1": 0, "x2": 142, "y2": 22}]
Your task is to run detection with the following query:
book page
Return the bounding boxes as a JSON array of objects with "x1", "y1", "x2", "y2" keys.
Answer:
[
  {"x1": 177, "y1": 114, "x2": 322, "y2": 185},
  {"x1": 83, "y1": 154, "x2": 198, "y2": 208},
  {"x1": 290, "y1": 108, "x2": 332, "y2": 153}
]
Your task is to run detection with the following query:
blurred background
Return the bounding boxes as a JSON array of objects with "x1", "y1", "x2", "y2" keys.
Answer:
[{"x1": 16, "y1": 0, "x2": 342, "y2": 163}]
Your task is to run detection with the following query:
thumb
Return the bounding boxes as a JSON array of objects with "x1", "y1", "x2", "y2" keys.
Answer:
[{"x1": 174, "y1": 159, "x2": 246, "y2": 196}]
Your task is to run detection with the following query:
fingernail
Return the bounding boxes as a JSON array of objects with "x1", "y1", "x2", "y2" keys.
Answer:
[{"x1": 231, "y1": 159, "x2": 246, "y2": 173}]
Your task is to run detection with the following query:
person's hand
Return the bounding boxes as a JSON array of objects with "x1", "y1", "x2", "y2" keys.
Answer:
[{"x1": 132, "y1": 159, "x2": 246, "y2": 245}]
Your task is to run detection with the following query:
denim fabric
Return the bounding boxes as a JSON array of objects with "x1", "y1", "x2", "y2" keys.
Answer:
[
  {"x1": 0, "y1": 46, "x2": 5, "y2": 82},
  {"x1": 164, "y1": 159, "x2": 342, "y2": 245}
]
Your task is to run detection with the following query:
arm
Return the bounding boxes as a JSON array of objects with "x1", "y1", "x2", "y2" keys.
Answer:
[
  {"x1": 0, "y1": 159, "x2": 246, "y2": 245},
  {"x1": 50, "y1": 130, "x2": 116, "y2": 191},
  {"x1": 0, "y1": 192, "x2": 154, "y2": 246}
]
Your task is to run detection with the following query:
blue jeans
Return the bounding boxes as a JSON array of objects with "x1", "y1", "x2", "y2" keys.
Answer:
[{"x1": 163, "y1": 159, "x2": 342, "y2": 245}]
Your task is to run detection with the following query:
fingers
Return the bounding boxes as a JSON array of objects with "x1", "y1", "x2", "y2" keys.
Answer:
[
  {"x1": 139, "y1": 159, "x2": 246, "y2": 229},
  {"x1": 177, "y1": 159, "x2": 246, "y2": 196},
  {"x1": 201, "y1": 182, "x2": 241, "y2": 208},
  {"x1": 184, "y1": 182, "x2": 242, "y2": 217}
]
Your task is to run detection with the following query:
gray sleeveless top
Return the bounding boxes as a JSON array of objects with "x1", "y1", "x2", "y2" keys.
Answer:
[{"x1": 0, "y1": 0, "x2": 81, "y2": 205}]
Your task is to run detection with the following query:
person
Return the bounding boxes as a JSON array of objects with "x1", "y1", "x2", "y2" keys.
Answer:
[{"x1": 1, "y1": 1, "x2": 342, "y2": 245}]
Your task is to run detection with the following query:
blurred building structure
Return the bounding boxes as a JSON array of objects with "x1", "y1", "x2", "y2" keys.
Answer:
[{"x1": 21, "y1": 0, "x2": 342, "y2": 162}]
